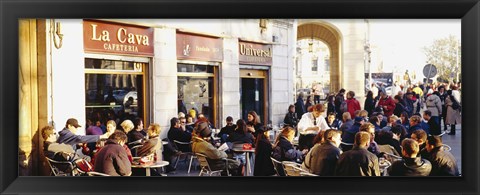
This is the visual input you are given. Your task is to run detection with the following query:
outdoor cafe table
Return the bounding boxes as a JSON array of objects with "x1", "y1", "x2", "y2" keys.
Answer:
[
  {"x1": 131, "y1": 161, "x2": 169, "y2": 176},
  {"x1": 232, "y1": 148, "x2": 255, "y2": 176}
]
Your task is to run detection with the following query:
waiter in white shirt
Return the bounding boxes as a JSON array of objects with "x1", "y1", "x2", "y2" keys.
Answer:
[{"x1": 297, "y1": 104, "x2": 329, "y2": 151}]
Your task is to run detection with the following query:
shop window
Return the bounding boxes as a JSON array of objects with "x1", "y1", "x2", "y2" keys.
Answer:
[
  {"x1": 85, "y1": 58, "x2": 146, "y2": 128},
  {"x1": 177, "y1": 63, "x2": 216, "y2": 125}
]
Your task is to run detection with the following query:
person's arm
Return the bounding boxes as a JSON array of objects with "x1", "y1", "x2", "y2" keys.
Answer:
[
  {"x1": 202, "y1": 142, "x2": 227, "y2": 159},
  {"x1": 318, "y1": 117, "x2": 329, "y2": 131}
]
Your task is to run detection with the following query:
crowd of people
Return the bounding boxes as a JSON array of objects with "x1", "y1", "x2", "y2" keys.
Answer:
[{"x1": 41, "y1": 81, "x2": 461, "y2": 177}]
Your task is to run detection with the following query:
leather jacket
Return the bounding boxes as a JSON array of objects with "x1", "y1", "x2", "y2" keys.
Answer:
[{"x1": 388, "y1": 157, "x2": 432, "y2": 176}]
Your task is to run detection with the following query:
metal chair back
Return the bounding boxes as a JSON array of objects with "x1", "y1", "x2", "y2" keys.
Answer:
[
  {"x1": 45, "y1": 157, "x2": 76, "y2": 176},
  {"x1": 195, "y1": 153, "x2": 223, "y2": 176},
  {"x1": 270, "y1": 157, "x2": 286, "y2": 176}
]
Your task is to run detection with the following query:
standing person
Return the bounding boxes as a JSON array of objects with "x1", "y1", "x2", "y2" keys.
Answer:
[
  {"x1": 302, "y1": 129, "x2": 343, "y2": 176},
  {"x1": 377, "y1": 91, "x2": 396, "y2": 117},
  {"x1": 295, "y1": 92, "x2": 306, "y2": 120},
  {"x1": 94, "y1": 131, "x2": 132, "y2": 176},
  {"x1": 364, "y1": 91, "x2": 376, "y2": 117},
  {"x1": 344, "y1": 91, "x2": 361, "y2": 119},
  {"x1": 334, "y1": 89, "x2": 346, "y2": 119},
  {"x1": 305, "y1": 96, "x2": 314, "y2": 112},
  {"x1": 326, "y1": 95, "x2": 336, "y2": 116},
  {"x1": 246, "y1": 111, "x2": 264, "y2": 138},
  {"x1": 393, "y1": 95, "x2": 406, "y2": 117},
  {"x1": 370, "y1": 83, "x2": 379, "y2": 100},
  {"x1": 335, "y1": 131, "x2": 380, "y2": 176},
  {"x1": 425, "y1": 89, "x2": 442, "y2": 127},
  {"x1": 167, "y1": 117, "x2": 192, "y2": 152},
  {"x1": 57, "y1": 118, "x2": 111, "y2": 149},
  {"x1": 297, "y1": 104, "x2": 329, "y2": 151},
  {"x1": 313, "y1": 82, "x2": 324, "y2": 104},
  {"x1": 387, "y1": 138, "x2": 432, "y2": 176},
  {"x1": 404, "y1": 92, "x2": 415, "y2": 117},
  {"x1": 423, "y1": 110, "x2": 441, "y2": 136},
  {"x1": 283, "y1": 105, "x2": 299, "y2": 128},
  {"x1": 445, "y1": 88, "x2": 461, "y2": 135},
  {"x1": 217, "y1": 116, "x2": 236, "y2": 143},
  {"x1": 253, "y1": 128, "x2": 275, "y2": 176},
  {"x1": 192, "y1": 121, "x2": 242, "y2": 176},
  {"x1": 424, "y1": 136, "x2": 460, "y2": 176},
  {"x1": 437, "y1": 86, "x2": 448, "y2": 132}
]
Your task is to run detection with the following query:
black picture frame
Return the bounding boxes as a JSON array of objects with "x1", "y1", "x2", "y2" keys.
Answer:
[{"x1": 1, "y1": 0, "x2": 479, "y2": 194}]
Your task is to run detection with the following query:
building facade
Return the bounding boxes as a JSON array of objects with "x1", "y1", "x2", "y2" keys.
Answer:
[{"x1": 19, "y1": 19, "x2": 296, "y2": 175}]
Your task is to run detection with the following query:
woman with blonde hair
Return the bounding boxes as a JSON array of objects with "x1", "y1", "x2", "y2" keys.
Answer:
[
  {"x1": 120, "y1": 120, "x2": 134, "y2": 142},
  {"x1": 272, "y1": 126, "x2": 307, "y2": 163}
]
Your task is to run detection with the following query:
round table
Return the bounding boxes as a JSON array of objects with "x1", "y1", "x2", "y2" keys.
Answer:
[{"x1": 131, "y1": 161, "x2": 169, "y2": 176}]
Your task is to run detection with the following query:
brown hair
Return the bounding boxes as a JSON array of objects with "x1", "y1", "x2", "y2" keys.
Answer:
[
  {"x1": 41, "y1": 125, "x2": 55, "y2": 140},
  {"x1": 108, "y1": 130, "x2": 128, "y2": 144},
  {"x1": 354, "y1": 131, "x2": 371, "y2": 147},
  {"x1": 274, "y1": 126, "x2": 295, "y2": 146},
  {"x1": 247, "y1": 111, "x2": 261, "y2": 125},
  {"x1": 411, "y1": 129, "x2": 427, "y2": 143},
  {"x1": 402, "y1": 138, "x2": 419, "y2": 156},
  {"x1": 323, "y1": 129, "x2": 341, "y2": 143}
]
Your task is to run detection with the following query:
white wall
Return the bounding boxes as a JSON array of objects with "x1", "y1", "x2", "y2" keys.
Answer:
[{"x1": 50, "y1": 19, "x2": 86, "y2": 134}]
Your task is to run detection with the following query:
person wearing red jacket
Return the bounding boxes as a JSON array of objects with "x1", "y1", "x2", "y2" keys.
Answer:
[
  {"x1": 378, "y1": 91, "x2": 396, "y2": 117},
  {"x1": 345, "y1": 91, "x2": 361, "y2": 119}
]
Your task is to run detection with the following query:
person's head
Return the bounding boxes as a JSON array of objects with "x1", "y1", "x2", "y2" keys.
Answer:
[
  {"x1": 170, "y1": 117, "x2": 180, "y2": 128},
  {"x1": 236, "y1": 119, "x2": 248, "y2": 134},
  {"x1": 106, "y1": 120, "x2": 116, "y2": 133},
  {"x1": 86, "y1": 119, "x2": 93, "y2": 127},
  {"x1": 338, "y1": 88, "x2": 346, "y2": 94},
  {"x1": 288, "y1": 104, "x2": 295, "y2": 113},
  {"x1": 376, "y1": 130, "x2": 394, "y2": 145},
  {"x1": 369, "y1": 116, "x2": 380, "y2": 126},
  {"x1": 247, "y1": 111, "x2": 260, "y2": 124},
  {"x1": 375, "y1": 112, "x2": 384, "y2": 122},
  {"x1": 394, "y1": 95, "x2": 402, "y2": 103},
  {"x1": 358, "y1": 110, "x2": 369, "y2": 118},
  {"x1": 95, "y1": 120, "x2": 102, "y2": 127},
  {"x1": 388, "y1": 115, "x2": 399, "y2": 125},
  {"x1": 186, "y1": 115, "x2": 194, "y2": 123},
  {"x1": 179, "y1": 117, "x2": 187, "y2": 126},
  {"x1": 311, "y1": 104, "x2": 326, "y2": 118},
  {"x1": 426, "y1": 135, "x2": 443, "y2": 152},
  {"x1": 313, "y1": 130, "x2": 326, "y2": 145},
  {"x1": 178, "y1": 112, "x2": 186, "y2": 118},
  {"x1": 411, "y1": 129, "x2": 427, "y2": 145},
  {"x1": 423, "y1": 110, "x2": 432, "y2": 121},
  {"x1": 226, "y1": 116, "x2": 234, "y2": 126},
  {"x1": 359, "y1": 123, "x2": 375, "y2": 140},
  {"x1": 65, "y1": 118, "x2": 82, "y2": 133},
  {"x1": 41, "y1": 125, "x2": 57, "y2": 142},
  {"x1": 438, "y1": 85, "x2": 445, "y2": 93},
  {"x1": 108, "y1": 130, "x2": 128, "y2": 146},
  {"x1": 400, "y1": 112, "x2": 409, "y2": 124},
  {"x1": 347, "y1": 91, "x2": 355, "y2": 99},
  {"x1": 390, "y1": 126, "x2": 403, "y2": 139},
  {"x1": 324, "y1": 129, "x2": 342, "y2": 147},
  {"x1": 134, "y1": 118, "x2": 144, "y2": 130},
  {"x1": 120, "y1": 120, "x2": 134, "y2": 133},
  {"x1": 197, "y1": 113, "x2": 205, "y2": 120},
  {"x1": 366, "y1": 90, "x2": 373, "y2": 99},
  {"x1": 147, "y1": 123, "x2": 161, "y2": 138},
  {"x1": 327, "y1": 112, "x2": 336, "y2": 124},
  {"x1": 279, "y1": 126, "x2": 296, "y2": 142},
  {"x1": 298, "y1": 92, "x2": 304, "y2": 99},
  {"x1": 194, "y1": 121, "x2": 212, "y2": 139},
  {"x1": 342, "y1": 112, "x2": 352, "y2": 122},
  {"x1": 401, "y1": 138, "x2": 419, "y2": 158},
  {"x1": 409, "y1": 115, "x2": 421, "y2": 127},
  {"x1": 354, "y1": 131, "x2": 371, "y2": 148}
]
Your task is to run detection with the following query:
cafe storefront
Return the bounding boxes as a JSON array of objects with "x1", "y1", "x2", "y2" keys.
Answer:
[
  {"x1": 176, "y1": 32, "x2": 222, "y2": 126},
  {"x1": 83, "y1": 20, "x2": 154, "y2": 127}
]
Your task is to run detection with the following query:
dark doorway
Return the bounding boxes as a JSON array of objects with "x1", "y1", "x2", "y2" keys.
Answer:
[{"x1": 240, "y1": 78, "x2": 265, "y2": 122}]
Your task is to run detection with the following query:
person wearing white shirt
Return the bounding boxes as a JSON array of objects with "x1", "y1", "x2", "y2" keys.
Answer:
[{"x1": 297, "y1": 104, "x2": 329, "y2": 150}]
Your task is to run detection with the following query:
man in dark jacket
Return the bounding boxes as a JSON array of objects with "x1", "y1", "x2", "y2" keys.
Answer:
[
  {"x1": 338, "y1": 112, "x2": 354, "y2": 134},
  {"x1": 341, "y1": 116, "x2": 365, "y2": 152},
  {"x1": 424, "y1": 135, "x2": 460, "y2": 176},
  {"x1": 335, "y1": 131, "x2": 380, "y2": 176},
  {"x1": 302, "y1": 129, "x2": 342, "y2": 176},
  {"x1": 407, "y1": 115, "x2": 423, "y2": 137},
  {"x1": 284, "y1": 104, "x2": 299, "y2": 128},
  {"x1": 57, "y1": 118, "x2": 110, "y2": 150},
  {"x1": 167, "y1": 117, "x2": 192, "y2": 152},
  {"x1": 295, "y1": 93, "x2": 306, "y2": 120},
  {"x1": 93, "y1": 131, "x2": 132, "y2": 176},
  {"x1": 423, "y1": 110, "x2": 441, "y2": 135},
  {"x1": 217, "y1": 116, "x2": 236, "y2": 143},
  {"x1": 387, "y1": 138, "x2": 432, "y2": 176}
]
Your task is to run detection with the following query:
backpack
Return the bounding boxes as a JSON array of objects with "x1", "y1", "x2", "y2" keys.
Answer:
[
  {"x1": 272, "y1": 145, "x2": 285, "y2": 161},
  {"x1": 340, "y1": 100, "x2": 348, "y2": 113},
  {"x1": 450, "y1": 95, "x2": 462, "y2": 111}
]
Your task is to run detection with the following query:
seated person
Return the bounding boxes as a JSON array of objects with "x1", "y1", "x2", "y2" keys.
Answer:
[
  {"x1": 42, "y1": 125, "x2": 77, "y2": 162},
  {"x1": 93, "y1": 131, "x2": 132, "y2": 176},
  {"x1": 335, "y1": 131, "x2": 380, "y2": 176},
  {"x1": 217, "y1": 116, "x2": 236, "y2": 143},
  {"x1": 133, "y1": 123, "x2": 163, "y2": 176},
  {"x1": 192, "y1": 121, "x2": 242, "y2": 176},
  {"x1": 167, "y1": 117, "x2": 192, "y2": 152},
  {"x1": 387, "y1": 138, "x2": 432, "y2": 176},
  {"x1": 424, "y1": 135, "x2": 460, "y2": 176},
  {"x1": 226, "y1": 119, "x2": 254, "y2": 165},
  {"x1": 325, "y1": 112, "x2": 342, "y2": 129},
  {"x1": 272, "y1": 126, "x2": 307, "y2": 163},
  {"x1": 302, "y1": 129, "x2": 342, "y2": 176},
  {"x1": 127, "y1": 118, "x2": 147, "y2": 147},
  {"x1": 57, "y1": 118, "x2": 111, "y2": 150}
]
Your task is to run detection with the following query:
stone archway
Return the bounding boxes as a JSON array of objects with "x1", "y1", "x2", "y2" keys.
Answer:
[{"x1": 297, "y1": 23, "x2": 341, "y2": 93}]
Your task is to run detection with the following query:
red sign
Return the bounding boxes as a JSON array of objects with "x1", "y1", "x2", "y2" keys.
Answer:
[
  {"x1": 83, "y1": 20, "x2": 154, "y2": 56},
  {"x1": 239, "y1": 41, "x2": 272, "y2": 66},
  {"x1": 176, "y1": 32, "x2": 223, "y2": 62}
]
